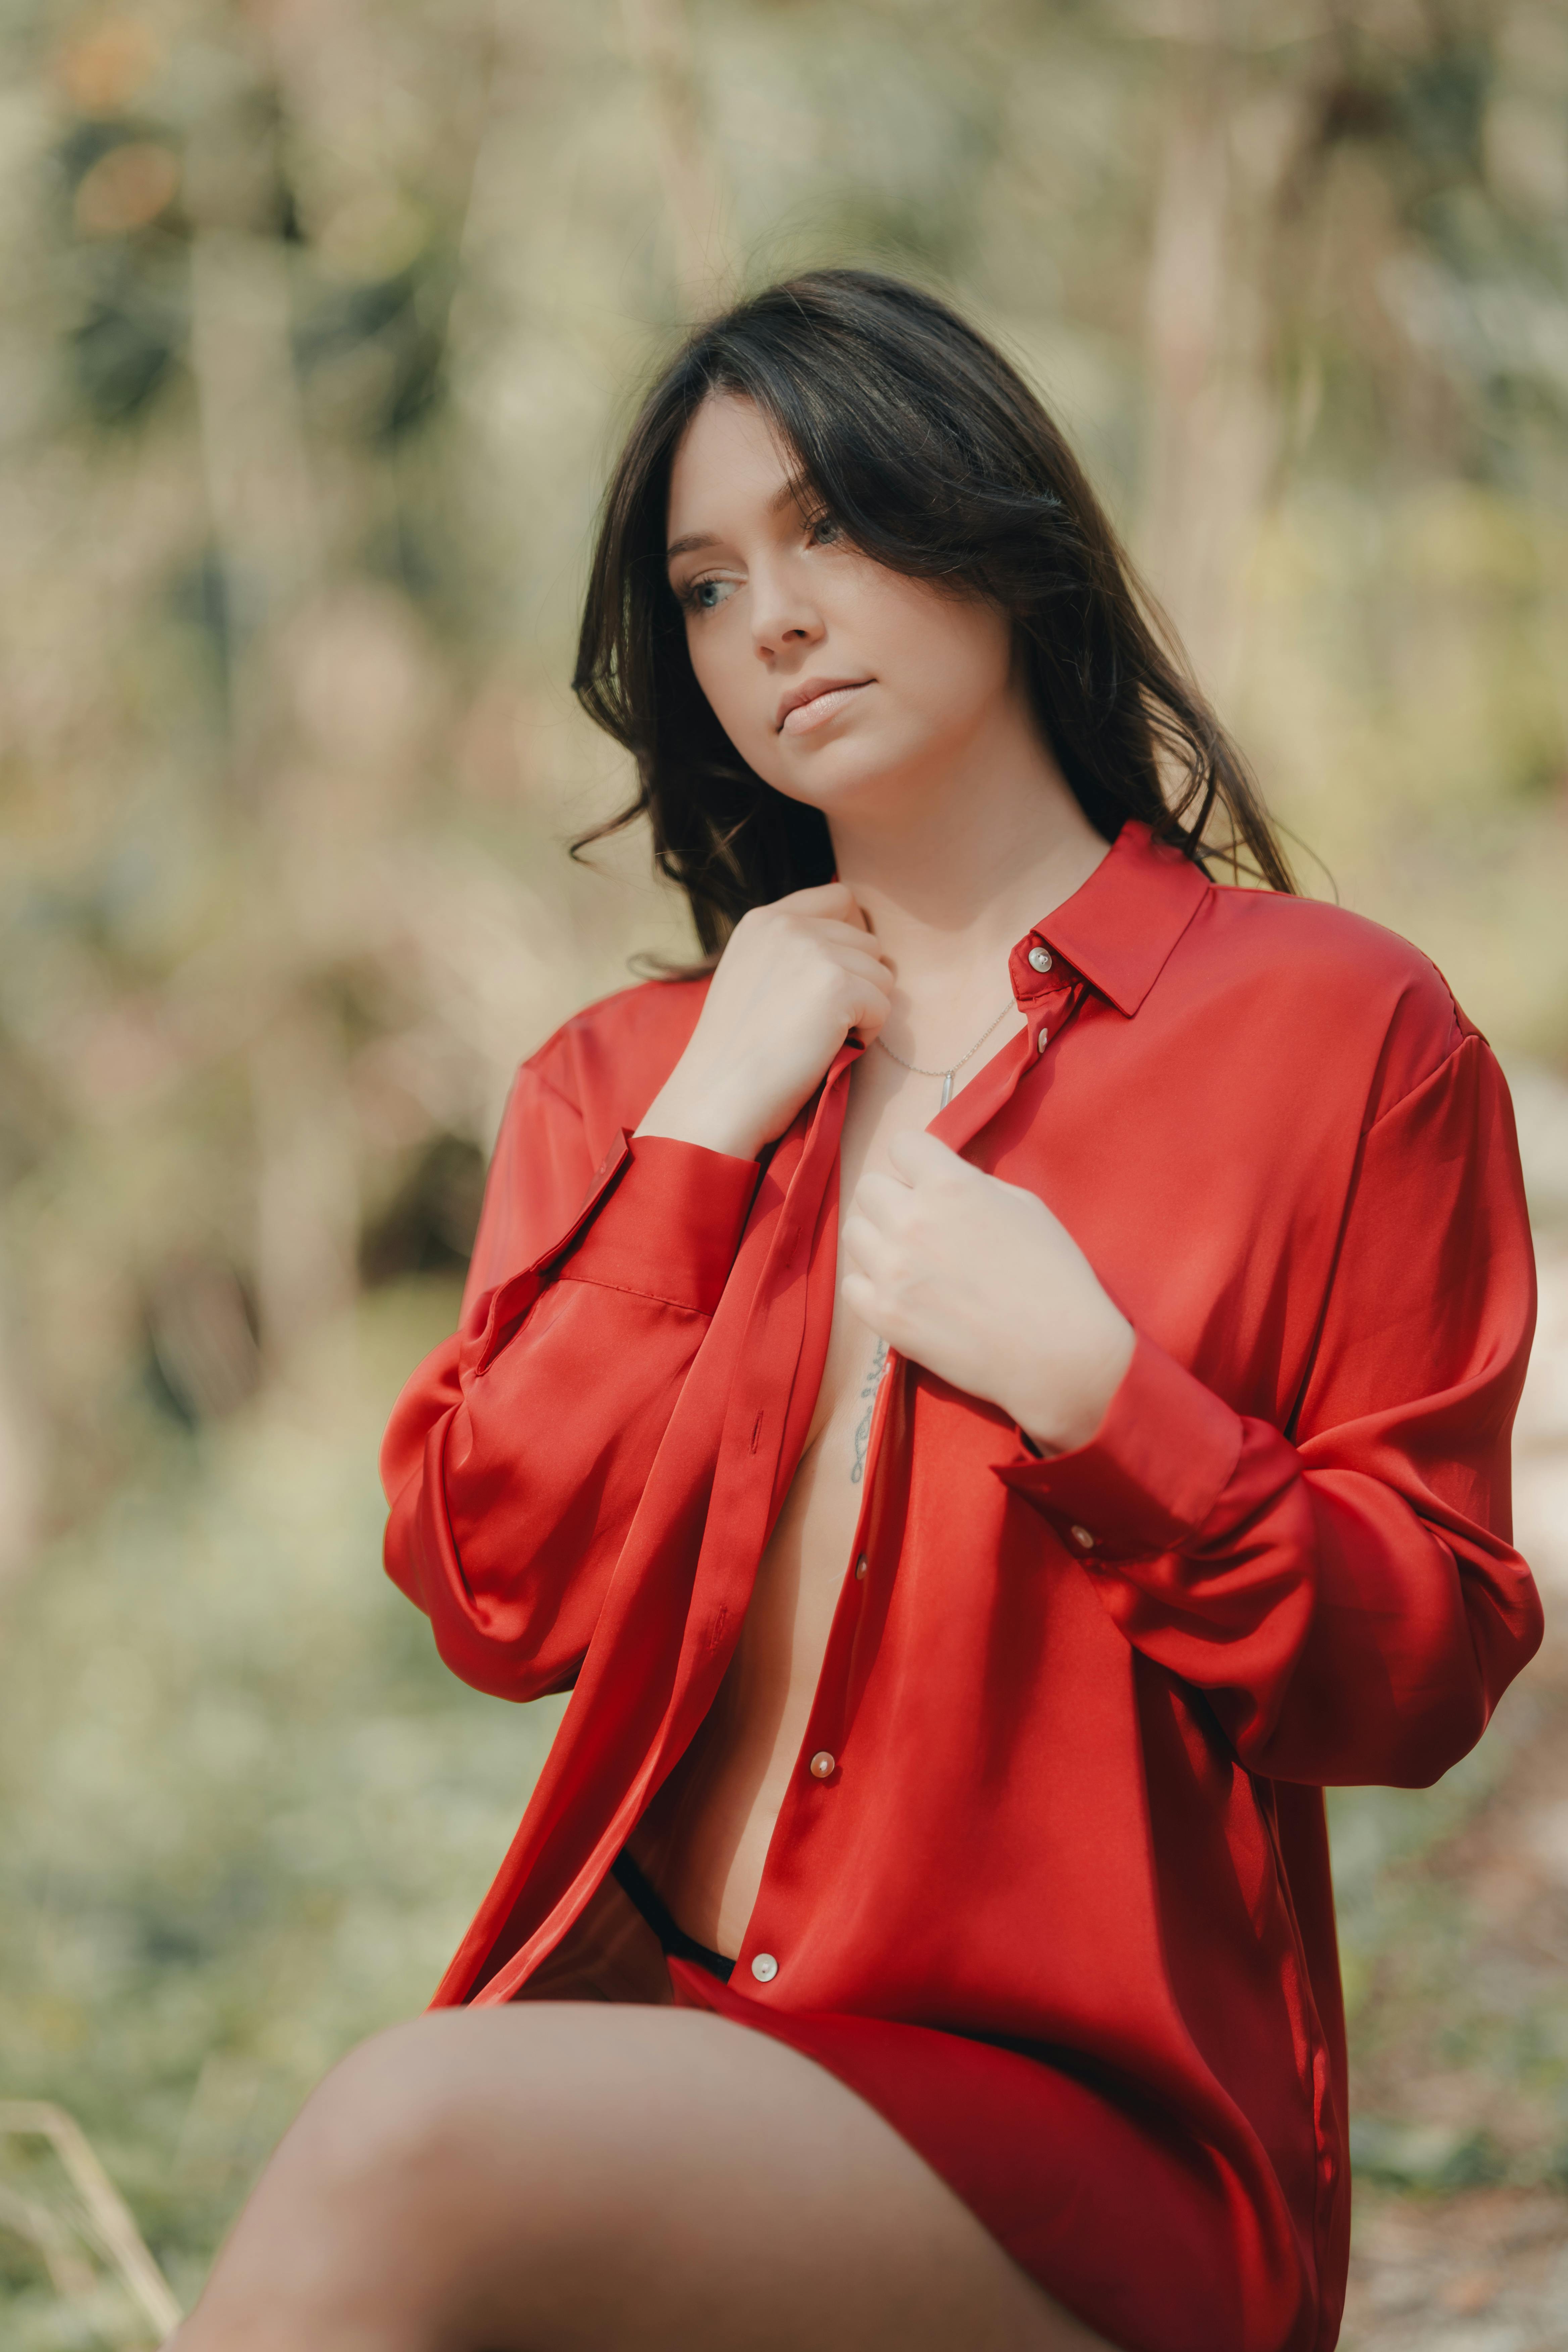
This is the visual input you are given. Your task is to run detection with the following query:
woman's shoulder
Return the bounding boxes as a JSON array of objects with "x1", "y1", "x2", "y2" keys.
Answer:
[
  {"x1": 1192, "y1": 881, "x2": 1471, "y2": 1115},
  {"x1": 518, "y1": 972, "x2": 712, "y2": 1113}
]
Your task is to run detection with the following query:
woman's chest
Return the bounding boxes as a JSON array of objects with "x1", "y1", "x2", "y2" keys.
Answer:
[
  {"x1": 721, "y1": 1057, "x2": 965, "y2": 1732},
  {"x1": 799, "y1": 1039, "x2": 1020, "y2": 1458}
]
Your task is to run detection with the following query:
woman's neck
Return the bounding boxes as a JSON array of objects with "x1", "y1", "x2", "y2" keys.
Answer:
[{"x1": 827, "y1": 699, "x2": 1108, "y2": 1019}]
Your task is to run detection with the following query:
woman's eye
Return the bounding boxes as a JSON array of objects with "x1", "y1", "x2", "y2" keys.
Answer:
[
  {"x1": 807, "y1": 513, "x2": 841, "y2": 546},
  {"x1": 683, "y1": 575, "x2": 736, "y2": 613}
]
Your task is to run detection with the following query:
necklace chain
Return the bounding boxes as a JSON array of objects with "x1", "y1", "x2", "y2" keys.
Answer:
[{"x1": 874, "y1": 1000, "x2": 1014, "y2": 1082}]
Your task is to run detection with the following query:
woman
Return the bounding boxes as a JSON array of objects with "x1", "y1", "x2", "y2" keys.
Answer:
[{"x1": 175, "y1": 272, "x2": 1541, "y2": 2352}]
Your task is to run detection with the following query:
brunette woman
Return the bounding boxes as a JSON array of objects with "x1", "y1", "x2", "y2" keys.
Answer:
[{"x1": 174, "y1": 272, "x2": 1541, "y2": 2352}]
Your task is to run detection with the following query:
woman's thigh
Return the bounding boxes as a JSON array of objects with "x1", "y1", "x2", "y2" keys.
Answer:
[{"x1": 173, "y1": 2003, "x2": 1113, "y2": 2352}]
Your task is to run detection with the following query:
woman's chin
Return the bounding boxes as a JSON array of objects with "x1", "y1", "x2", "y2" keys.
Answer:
[{"x1": 763, "y1": 736, "x2": 928, "y2": 817}]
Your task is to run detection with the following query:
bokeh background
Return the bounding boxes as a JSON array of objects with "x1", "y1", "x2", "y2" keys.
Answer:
[{"x1": 1, "y1": 0, "x2": 1566, "y2": 2344}]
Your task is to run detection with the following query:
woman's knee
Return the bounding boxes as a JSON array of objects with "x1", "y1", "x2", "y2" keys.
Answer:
[
  {"x1": 174, "y1": 2021, "x2": 508, "y2": 2351},
  {"x1": 278, "y1": 2014, "x2": 504, "y2": 2225},
  {"x1": 280, "y1": 2007, "x2": 642, "y2": 2230}
]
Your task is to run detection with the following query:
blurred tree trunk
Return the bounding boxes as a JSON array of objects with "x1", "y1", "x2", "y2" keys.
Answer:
[
  {"x1": 619, "y1": 0, "x2": 732, "y2": 314},
  {"x1": 187, "y1": 228, "x2": 323, "y2": 773},
  {"x1": 1139, "y1": 19, "x2": 1308, "y2": 707},
  {"x1": 0, "y1": 1329, "x2": 40, "y2": 1584},
  {"x1": 250, "y1": 1004, "x2": 359, "y2": 1368},
  {"x1": 186, "y1": 113, "x2": 358, "y2": 1366}
]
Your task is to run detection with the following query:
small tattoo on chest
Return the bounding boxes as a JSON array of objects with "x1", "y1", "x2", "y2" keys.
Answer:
[{"x1": 850, "y1": 1339, "x2": 890, "y2": 1486}]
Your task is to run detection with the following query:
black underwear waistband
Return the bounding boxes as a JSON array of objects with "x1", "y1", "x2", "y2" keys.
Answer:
[{"x1": 610, "y1": 1850, "x2": 736, "y2": 1986}]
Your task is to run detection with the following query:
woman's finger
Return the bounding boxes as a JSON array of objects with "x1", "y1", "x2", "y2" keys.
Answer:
[
  {"x1": 843, "y1": 983, "x2": 892, "y2": 1041},
  {"x1": 805, "y1": 918, "x2": 892, "y2": 956},
  {"x1": 839, "y1": 1212, "x2": 889, "y2": 1273},
  {"x1": 828, "y1": 946, "x2": 898, "y2": 993},
  {"x1": 774, "y1": 880, "x2": 862, "y2": 917},
  {"x1": 847, "y1": 1173, "x2": 910, "y2": 1229},
  {"x1": 839, "y1": 1269, "x2": 886, "y2": 1334},
  {"x1": 885, "y1": 1128, "x2": 966, "y2": 1184}
]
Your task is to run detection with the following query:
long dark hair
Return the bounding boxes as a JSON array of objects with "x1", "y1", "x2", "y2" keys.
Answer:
[{"x1": 573, "y1": 269, "x2": 1292, "y2": 958}]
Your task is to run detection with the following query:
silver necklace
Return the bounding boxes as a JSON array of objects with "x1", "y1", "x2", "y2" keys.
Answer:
[{"x1": 875, "y1": 1002, "x2": 1015, "y2": 1108}]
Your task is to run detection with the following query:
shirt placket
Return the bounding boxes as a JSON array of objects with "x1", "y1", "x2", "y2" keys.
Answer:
[
  {"x1": 477, "y1": 1041, "x2": 863, "y2": 2007},
  {"x1": 733, "y1": 934, "x2": 1087, "y2": 1997}
]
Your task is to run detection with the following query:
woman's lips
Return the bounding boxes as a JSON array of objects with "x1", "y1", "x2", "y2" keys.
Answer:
[{"x1": 778, "y1": 681, "x2": 872, "y2": 736}]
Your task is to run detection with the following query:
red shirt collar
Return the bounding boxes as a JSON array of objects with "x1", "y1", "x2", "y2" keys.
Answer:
[{"x1": 1013, "y1": 820, "x2": 1211, "y2": 1018}]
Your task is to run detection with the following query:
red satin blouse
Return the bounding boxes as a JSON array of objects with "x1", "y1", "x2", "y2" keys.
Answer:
[{"x1": 382, "y1": 820, "x2": 1541, "y2": 2352}]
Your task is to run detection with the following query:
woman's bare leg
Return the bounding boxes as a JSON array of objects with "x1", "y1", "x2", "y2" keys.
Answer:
[{"x1": 170, "y1": 2005, "x2": 1114, "y2": 2352}]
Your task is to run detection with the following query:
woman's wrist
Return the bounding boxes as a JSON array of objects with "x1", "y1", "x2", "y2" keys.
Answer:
[
  {"x1": 635, "y1": 1078, "x2": 762, "y2": 1163},
  {"x1": 1010, "y1": 1318, "x2": 1134, "y2": 1458}
]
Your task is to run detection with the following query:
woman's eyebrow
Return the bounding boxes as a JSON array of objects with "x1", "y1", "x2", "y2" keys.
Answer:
[{"x1": 667, "y1": 477, "x2": 816, "y2": 567}]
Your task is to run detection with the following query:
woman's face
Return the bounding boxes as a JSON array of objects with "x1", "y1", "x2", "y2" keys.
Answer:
[{"x1": 665, "y1": 393, "x2": 1017, "y2": 821}]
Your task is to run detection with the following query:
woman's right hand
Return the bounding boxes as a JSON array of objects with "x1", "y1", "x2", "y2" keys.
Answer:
[{"x1": 635, "y1": 883, "x2": 893, "y2": 1161}]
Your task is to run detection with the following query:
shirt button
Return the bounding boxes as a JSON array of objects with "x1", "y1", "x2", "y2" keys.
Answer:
[
  {"x1": 1028, "y1": 945, "x2": 1052, "y2": 974},
  {"x1": 1070, "y1": 1524, "x2": 1095, "y2": 1550},
  {"x1": 809, "y1": 1750, "x2": 836, "y2": 1779},
  {"x1": 854, "y1": 1556, "x2": 868, "y2": 1580},
  {"x1": 750, "y1": 1952, "x2": 779, "y2": 1983},
  {"x1": 1036, "y1": 1029, "x2": 1049, "y2": 1054}
]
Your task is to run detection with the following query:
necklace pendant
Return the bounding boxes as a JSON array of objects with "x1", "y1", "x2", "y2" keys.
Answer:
[{"x1": 938, "y1": 1070, "x2": 954, "y2": 1110}]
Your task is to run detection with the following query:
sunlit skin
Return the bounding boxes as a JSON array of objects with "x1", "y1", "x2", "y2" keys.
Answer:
[
  {"x1": 636, "y1": 391, "x2": 1134, "y2": 1959},
  {"x1": 168, "y1": 390, "x2": 1128, "y2": 2352}
]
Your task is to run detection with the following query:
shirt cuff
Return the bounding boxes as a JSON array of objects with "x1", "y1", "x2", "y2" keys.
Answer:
[
  {"x1": 557, "y1": 1132, "x2": 761, "y2": 1315},
  {"x1": 995, "y1": 1332, "x2": 1243, "y2": 1557}
]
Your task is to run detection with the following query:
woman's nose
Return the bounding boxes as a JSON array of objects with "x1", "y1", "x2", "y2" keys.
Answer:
[{"x1": 750, "y1": 569, "x2": 824, "y2": 659}]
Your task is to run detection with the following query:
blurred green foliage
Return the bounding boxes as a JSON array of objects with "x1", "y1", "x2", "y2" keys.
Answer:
[
  {"x1": 0, "y1": 1281, "x2": 562, "y2": 2335},
  {"x1": 1, "y1": 0, "x2": 1566, "y2": 2335}
]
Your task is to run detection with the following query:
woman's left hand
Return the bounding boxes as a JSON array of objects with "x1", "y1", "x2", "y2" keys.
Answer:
[{"x1": 840, "y1": 1130, "x2": 1134, "y2": 1456}]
